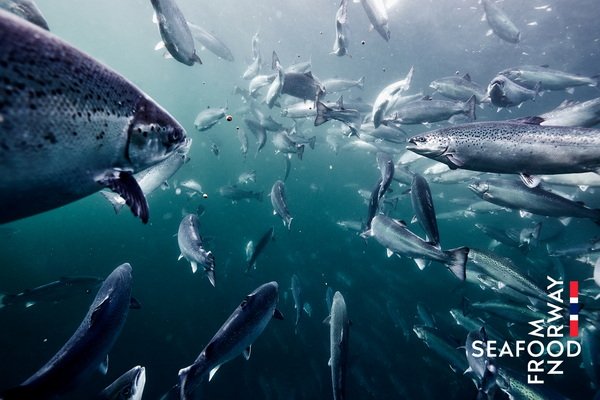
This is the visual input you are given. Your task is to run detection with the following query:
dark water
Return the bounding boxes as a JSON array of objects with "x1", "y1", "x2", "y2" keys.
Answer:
[{"x1": 1, "y1": 0, "x2": 600, "y2": 399}]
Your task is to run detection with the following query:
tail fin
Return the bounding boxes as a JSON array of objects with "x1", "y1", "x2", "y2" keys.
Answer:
[
  {"x1": 272, "y1": 51, "x2": 281, "y2": 70},
  {"x1": 314, "y1": 101, "x2": 331, "y2": 126},
  {"x1": 357, "y1": 76, "x2": 365, "y2": 89},
  {"x1": 308, "y1": 136, "x2": 316, "y2": 150},
  {"x1": 465, "y1": 95, "x2": 476, "y2": 121},
  {"x1": 444, "y1": 247, "x2": 469, "y2": 281},
  {"x1": 297, "y1": 144, "x2": 305, "y2": 160}
]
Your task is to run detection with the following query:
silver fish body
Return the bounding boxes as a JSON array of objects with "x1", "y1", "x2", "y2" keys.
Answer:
[
  {"x1": 178, "y1": 282, "x2": 280, "y2": 399},
  {"x1": 0, "y1": 10, "x2": 186, "y2": 224},
  {"x1": 332, "y1": 0, "x2": 350, "y2": 56},
  {"x1": 177, "y1": 214, "x2": 216, "y2": 286},
  {"x1": 410, "y1": 174, "x2": 440, "y2": 247},
  {"x1": 372, "y1": 67, "x2": 414, "y2": 128},
  {"x1": 360, "y1": 0, "x2": 390, "y2": 41},
  {"x1": 407, "y1": 119, "x2": 600, "y2": 176},
  {"x1": 272, "y1": 132, "x2": 305, "y2": 159},
  {"x1": 194, "y1": 107, "x2": 226, "y2": 131},
  {"x1": 389, "y1": 95, "x2": 476, "y2": 124},
  {"x1": 429, "y1": 74, "x2": 488, "y2": 103},
  {"x1": 363, "y1": 215, "x2": 468, "y2": 280},
  {"x1": 540, "y1": 97, "x2": 600, "y2": 127},
  {"x1": 2, "y1": 264, "x2": 133, "y2": 399},
  {"x1": 482, "y1": 0, "x2": 520, "y2": 43},
  {"x1": 270, "y1": 180, "x2": 293, "y2": 229},
  {"x1": 487, "y1": 75, "x2": 538, "y2": 108},
  {"x1": 187, "y1": 22, "x2": 233, "y2": 62},
  {"x1": 328, "y1": 292, "x2": 349, "y2": 400},
  {"x1": 281, "y1": 71, "x2": 325, "y2": 101},
  {"x1": 469, "y1": 178, "x2": 600, "y2": 222},
  {"x1": 323, "y1": 77, "x2": 364, "y2": 93},
  {"x1": 218, "y1": 185, "x2": 263, "y2": 202},
  {"x1": 499, "y1": 64, "x2": 598, "y2": 91},
  {"x1": 244, "y1": 118, "x2": 267, "y2": 155},
  {"x1": 150, "y1": 0, "x2": 201, "y2": 66}
]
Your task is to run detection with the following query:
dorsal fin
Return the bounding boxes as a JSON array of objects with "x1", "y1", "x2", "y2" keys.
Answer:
[{"x1": 462, "y1": 73, "x2": 471, "y2": 82}]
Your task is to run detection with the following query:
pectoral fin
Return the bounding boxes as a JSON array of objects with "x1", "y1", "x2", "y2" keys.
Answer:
[
  {"x1": 243, "y1": 346, "x2": 252, "y2": 360},
  {"x1": 98, "y1": 170, "x2": 149, "y2": 223}
]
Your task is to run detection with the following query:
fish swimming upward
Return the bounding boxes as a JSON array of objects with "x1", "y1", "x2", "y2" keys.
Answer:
[{"x1": 0, "y1": 10, "x2": 187, "y2": 224}]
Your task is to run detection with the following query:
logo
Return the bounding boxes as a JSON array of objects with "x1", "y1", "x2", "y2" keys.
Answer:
[{"x1": 470, "y1": 276, "x2": 581, "y2": 384}]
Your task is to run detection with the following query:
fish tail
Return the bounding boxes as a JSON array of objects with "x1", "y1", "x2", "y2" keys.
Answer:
[
  {"x1": 308, "y1": 136, "x2": 316, "y2": 150},
  {"x1": 444, "y1": 247, "x2": 469, "y2": 281},
  {"x1": 357, "y1": 76, "x2": 365, "y2": 89},
  {"x1": 314, "y1": 101, "x2": 331, "y2": 126}
]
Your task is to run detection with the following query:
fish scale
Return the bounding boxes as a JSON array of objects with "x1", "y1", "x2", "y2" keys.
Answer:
[{"x1": 0, "y1": 10, "x2": 186, "y2": 224}]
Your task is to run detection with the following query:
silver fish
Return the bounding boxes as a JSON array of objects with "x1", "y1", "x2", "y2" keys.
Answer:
[
  {"x1": 326, "y1": 291, "x2": 349, "y2": 400},
  {"x1": 429, "y1": 73, "x2": 488, "y2": 103},
  {"x1": 272, "y1": 131, "x2": 305, "y2": 160},
  {"x1": 291, "y1": 274, "x2": 310, "y2": 334},
  {"x1": 361, "y1": 215, "x2": 468, "y2": 280},
  {"x1": 218, "y1": 185, "x2": 263, "y2": 202},
  {"x1": 0, "y1": 0, "x2": 48, "y2": 30},
  {"x1": 372, "y1": 67, "x2": 414, "y2": 128},
  {"x1": 194, "y1": 107, "x2": 226, "y2": 131},
  {"x1": 270, "y1": 180, "x2": 293, "y2": 229},
  {"x1": 177, "y1": 214, "x2": 216, "y2": 286},
  {"x1": 487, "y1": 75, "x2": 538, "y2": 108},
  {"x1": 386, "y1": 95, "x2": 476, "y2": 125},
  {"x1": 360, "y1": 0, "x2": 390, "y2": 41},
  {"x1": 177, "y1": 282, "x2": 282, "y2": 399},
  {"x1": 323, "y1": 76, "x2": 365, "y2": 93},
  {"x1": 237, "y1": 127, "x2": 249, "y2": 158},
  {"x1": 242, "y1": 31, "x2": 261, "y2": 80},
  {"x1": 332, "y1": 0, "x2": 350, "y2": 57},
  {"x1": 469, "y1": 178, "x2": 600, "y2": 222},
  {"x1": 540, "y1": 97, "x2": 600, "y2": 127},
  {"x1": 499, "y1": 64, "x2": 599, "y2": 91},
  {"x1": 266, "y1": 52, "x2": 285, "y2": 109},
  {"x1": 1, "y1": 264, "x2": 133, "y2": 399},
  {"x1": 237, "y1": 170, "x2": 256, "y2": 185},
  {"x1": 0, "y1": 10, "x2": 187, "y2": 225},
  {"x1": 151, "y1": 0, "x2": 201, "y2": 66},
  {"x1": 249, "y1": 74, "x2": 276, "y2": 96},
  {"x1": 246, "y1": 226, "x2": 274, "y2": 272},
  {"x1": 481, "y1": 0, "x2": 520, "y2": 44},
  {"x1": 407, "y1": 118, "x2": 600, "y2": 187},
  {"x1": 410, "y1": 173, "x2": 440, "y2": 247},
  {"x1": 244, "y1": 118, "x2": 267, "y2": 155},
  {"x1": 187, "y1": 22, "x2": 233, "y2": 62}
]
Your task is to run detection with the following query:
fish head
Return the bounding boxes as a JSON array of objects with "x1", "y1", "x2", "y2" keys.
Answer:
[
  {"x1": 240, "y1": 281, "x2": 279, "y2": 315},
  {"x1": 127, "y1": 97, "x2": 187, "y2": 169},
  {"x1": 406, "y1": 133, "x2": 449, "y2": 158},
  {"x1": 468, "y1": 181, "x2": 489, "y2": 197}
]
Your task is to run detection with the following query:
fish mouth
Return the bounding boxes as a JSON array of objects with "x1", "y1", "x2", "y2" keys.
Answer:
[{"x1": 406, "y1": 138, "x2": 448, "y2": 157}]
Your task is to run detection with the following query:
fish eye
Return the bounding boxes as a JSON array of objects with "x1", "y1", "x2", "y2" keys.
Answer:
[{"x1": 122, "y1": 385, "x2": 132, "y2": 396}]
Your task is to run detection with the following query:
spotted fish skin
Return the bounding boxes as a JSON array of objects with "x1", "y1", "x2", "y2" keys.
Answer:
[
  {"x1": 0, "y1": 10, "x2": 186, "y2": 224},
  {"x1": 407, "y1": 119, "x2": 600, "y2": 175}
]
